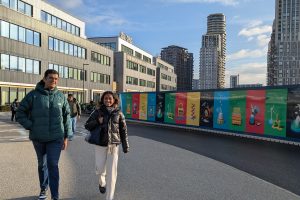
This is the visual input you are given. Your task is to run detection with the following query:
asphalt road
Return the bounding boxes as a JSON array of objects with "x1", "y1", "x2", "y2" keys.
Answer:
[{"x1": 0, "y1": 112, "x2": 299, "y2": 200}]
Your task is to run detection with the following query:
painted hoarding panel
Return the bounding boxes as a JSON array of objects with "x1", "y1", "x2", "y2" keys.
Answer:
[
  {"x1": 125, "y1": 94, "x2": 132, "y2": 119},
  {"x1": 164, "y1": 93, "x2": 176, "y2": 124},
  {"x1": 156, "y1": 93, "x2": 165, "y2": 122},
  {"x1": 132, "y1": 93, "x2": 140, "y2": 119},
  {"x1": 213, "y1": 91, "x2": 230, "y2": 130},
  {"x1": 147, "y1": 92, "x2": 156, "y2": 122},
  {"x1": 228, "y1": 91, "x2": 246, "y2": 132},
  {"x1": 264, "y1": 89, "x2": 287, "y2": 138},
  {"x1": 245, "y1": 90, "x2": 265, "y2": 134},
  {"x1": 175, "y1": 93, "x2": 187, "y2": 124},
  {"x1": 287, "y1": 88, "x2": 300, "y2": 140},
  {"x1": 186, "y1": 92, "x2": 200, "y2": 126},
  {"x1": 200, "y1": 92, "x2": 214, "y2": 128},
  {"x1": 120, "y1": 93, "x2": 126, "y2": 115},
  {"x1": 139, "y1": 93, "x2": 148, "y2": 120}
]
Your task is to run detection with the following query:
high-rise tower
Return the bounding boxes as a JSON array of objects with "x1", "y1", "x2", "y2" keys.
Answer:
[
  {"x1": 199, "y1": 13, "x2": 226, "y2": 89},
  {"x1": 267, "y1": 0, "x2": 300, "y2": 86},
  {"x1": 161, "y1": 45, "x2": 193, "y2": 91}
]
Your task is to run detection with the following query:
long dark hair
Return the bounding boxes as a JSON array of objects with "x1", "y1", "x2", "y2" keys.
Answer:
[{"x1": 99, "y1": 91, "x2": 119, "y2": 108}]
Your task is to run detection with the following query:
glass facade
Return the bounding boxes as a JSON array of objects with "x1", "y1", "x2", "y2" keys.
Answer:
[
  {"x1": 0, "y1": 53, "x2": 40, "y2": 74},
  {"x1": 48, "y1": 63, "x2": 86, "y2": 81},
  {"x1": 48, "y1": 37, "x2": 86, "y2": 59},
  {"x1": 0, "y1": 20, "x2": 41, "y2": 46},
  {"x1": 0, "y1": 0, "x2": 32, "y2": 17},
  {"x1": 41, "y1": 10, "x2": 80, "y2": 37},
  {"x1": 90, "y1": 72, "x2": 110, "y2": 84},
  {"x1": 91, "y1": 51, "x2": 111, "y2": 66}
]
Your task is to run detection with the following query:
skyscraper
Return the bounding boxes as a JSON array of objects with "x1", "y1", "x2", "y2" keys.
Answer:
[
  {"x1": 230, "y1": 75, "x2": 239, "y2": 88},
  {"x1": 267, "y1": 0, "x2": 300, "y2": 86},
  {"x1": 161, "y1": 45, "x2": 193, "y2": 91},
  {"x1": 199, "y1": 13, "x2": 226, "y2": 89}
]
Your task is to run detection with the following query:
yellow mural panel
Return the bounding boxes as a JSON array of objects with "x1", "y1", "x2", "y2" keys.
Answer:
[
  {"x1": 139, "y1": 93, "x2": 148, "y2": 120},
  {"x1": 186, "y1": 92, "x2": 200, "y2": 126}
]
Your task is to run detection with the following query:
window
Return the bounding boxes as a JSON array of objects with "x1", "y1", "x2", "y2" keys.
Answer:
[
  {"x1": 26, "y1": 29, "x2": 33, "y2": 45},
  {"x1": 1, "y1": 87, "x2": 9, "y2": 105},
  {"x1": 121, "y1": 45, "x2": 133, "y2": 55},
  {"x1": 18, "y1": 57, "x2": 25, "y2": 72},
  {"x1": 139, "y1": 65, "x2": 146, "y2": 73},
  {"x1": 64, "y1": 43, "x2": 69, "y2": 55},
  {"x1": 48, "y1": 37, "x2": 54, "y2": 50},
  {"x1": 33, "y1": 60, "x2": 40, "y2": 74},
  {"x1": 10, "y1": 55, "x2": 18, "y2": 71},
  {"x1": 59, "y1": 40, "x2": 64, "y2": 53},
  {"x1": 51, "y1": 15, "x2": 57, "y2": 27},
  {"x1": 9, "y1": 23, "x2": 18, "y2": 40},
  {"x1": 126, "y1": 76, "x2": 138, "y2": 85},
  {"x1": 33, "y1": 32, "x2": 40, "y2": 46},
  {"x1": 10, "y1": 0, "x2": 17, "y2": 10},
  {"x1": 18, "y1": 1, "x2": 25, "y2": 13},
  {"x1": 26, "y1": 59, "x2": 33, "y2": 73},
  {"x1": 25, "y1": 3, "x2": 32, "y2": 16},
  {"x1": 139, "y1": 79, "x2": 146, "y2": 86},
  {"x1": 41, "y1": 11, "x2": 47, "y2": 22},
  {"x1": 1, "y1": 21, "x2": 9, "y2": 38},
  {"x1": 1, "y1": 0, "x2": 9, "y2": 7},
  {"x1": 91, "y1": 51, "x2": 110, "y2": 66},
  {"x1": 57, "y1": 18, "x2": 62, "y2": 29},
  {"x1": 147, "y1": 68, "x2": 155, "y2": 76},
  {"x1": 18, "y1": 26, "x2": 25, "y2": 42},
  {"x1": 126, "y1": 60, "x2": 138, "y2": 71},
  {"x1": 54, "y1": 39, "x2": 59, "y2": 51},
  {"x1": 1, "y1": 54, "x2": 9, "y2": 70}
]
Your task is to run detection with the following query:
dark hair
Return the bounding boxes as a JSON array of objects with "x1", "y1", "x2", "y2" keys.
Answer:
[
  {"x1": 68, "y1": 94, "x2": 73, "y2": 97},
  {"x1": 44, "y1": 69, "x2": 59, "y2": 78},
  {"x1": 100, "y1": 91, "x2": 119, "y2": 107}
]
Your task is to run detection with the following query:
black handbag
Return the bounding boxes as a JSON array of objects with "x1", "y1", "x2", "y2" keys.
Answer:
[{"x1": 85, "y1": 126, "x2": 101, "y2": 145}]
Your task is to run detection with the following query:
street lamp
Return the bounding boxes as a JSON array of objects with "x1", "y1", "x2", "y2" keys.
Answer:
[{"x1": 82, "y1": 64, "x2": 89, "y2": 103}]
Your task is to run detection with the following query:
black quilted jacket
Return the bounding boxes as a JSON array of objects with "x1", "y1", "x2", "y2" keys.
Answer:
[{"x1": 85, "y1": 105, "x2": 129, "y2": 153}]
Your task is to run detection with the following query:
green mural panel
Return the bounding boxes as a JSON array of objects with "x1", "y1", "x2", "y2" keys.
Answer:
[
  {"x1": 228, "y1": 91, "x2": 246, "y2": 132},
  {"x1": 264, "y1": 89, "x2": 287, "y2": 137},
  {"x1": 125, "y1": 94, "x2": 132, "y2": 119},
  {"x1": 164, "y1": 93, "x2": 176, "y2": 124}
]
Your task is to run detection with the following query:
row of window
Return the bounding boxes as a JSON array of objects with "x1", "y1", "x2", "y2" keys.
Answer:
[
  {"x1": 41, "y1": 11, "x2": 80, "y2": 37},
  {"x1": 161, "y1": 73, "x2": 172, "y2": 81},
  {"x1": 121, "y1": 44, "x2": 152, "y2": 64},
  {"x1": 91, "y1": 51, "x2": 111, "y2": 66},
  {"x1": 126, "y1": 76, "x2": 155, "y2": 88},
  {"x1": 161, "y1": 84, "x2": 176, "y2": 91},
  {"x1": 0, "y1": 20, "x2": 41, "y2": 46},
  {"x1": 100, "y1": 42, "x2": 116, "y2": 51},
  {"x1": 0, "y1": 0, "x2": 32, "y2": 17},
  {"x1": 90, "y1": 72, "x2": 110, "y2": 84},
  {"x1": 48, "y1": 63, "x2": 85, "y2": 81},
  {"x1": 158, "y1": 62, "x2": 174, "y2": 73},
  {"x1": 0, "y1": 53, "x2": 40, "y2": 74},
  {"x1": 126, "y1": 60, "x2": 156, "y2": 76},
  {"x1": 48, "y1": 37, "x2": 86, "y2": 59}
]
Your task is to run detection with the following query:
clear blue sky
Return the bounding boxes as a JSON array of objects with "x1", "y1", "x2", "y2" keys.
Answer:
[{"x1": 48, "y1": 0, "x2": 275, "y2": 87}]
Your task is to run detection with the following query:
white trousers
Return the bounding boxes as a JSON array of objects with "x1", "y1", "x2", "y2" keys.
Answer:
[{"x1": 95, "y1": 144, "x2": 119, "y2": 200}]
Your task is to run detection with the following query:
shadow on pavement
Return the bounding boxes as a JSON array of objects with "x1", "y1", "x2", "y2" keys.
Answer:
[
  {"x1": 6, "y1": 198, "x2": 74, "y2": 200},
  {"x1": 128, "y1": 122, "x2": 300, "y2": 196}
]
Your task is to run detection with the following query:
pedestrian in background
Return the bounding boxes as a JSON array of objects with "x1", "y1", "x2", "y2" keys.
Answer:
[
  {"x1": 85, "y1": 91, "x2": 129, "y2": 200},
  {"x1": 10, "y1": 98, "x2": 18, "y2": 121},
  {"x1": 67, "y1": 94, "x2": 81, "y2": 140},
  {"x1": 16, "y1": 69, "x2": 71, "y2": 200}
]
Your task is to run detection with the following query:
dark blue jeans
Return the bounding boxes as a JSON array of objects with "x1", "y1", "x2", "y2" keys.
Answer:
[{"x1": 32, "y1": 138, "x2": 64, "y2": 199}]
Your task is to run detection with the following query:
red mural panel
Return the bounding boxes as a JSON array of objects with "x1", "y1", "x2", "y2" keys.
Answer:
[
  {"x1": 132, "y1": 93, "x2": 140, "y2": 119},
  {"x1": 175, "y1": 93, "x2": 187, "y2": 124},
  {"x1": 245, "y1": 90, "x2": 266, "y2": 134}
]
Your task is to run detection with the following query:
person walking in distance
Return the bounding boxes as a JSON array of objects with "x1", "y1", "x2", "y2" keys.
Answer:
[
  {"x1": 16, "y1": 69, "x2": 71, "y2": 200},
  {"x1": 10, "y1": 98, "x2": 18, "y2": 121},
  {"x1": 67, "y1": 94, "x2": 81, "y2": 140},
  {"x1": 85, "y1": 91, "x2": 129, "y2": 200}
]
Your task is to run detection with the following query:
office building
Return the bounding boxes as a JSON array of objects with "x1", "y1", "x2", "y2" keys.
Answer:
[
  {"x1": 192, "y1": 79, "x2": 200, "y2": 90},
  {"x1": 199, "y1": 13, "x2": 226, "y2": 89},
  {"x1": 0, "y1": 0, "x2": 114, "y2": 105},
  {"x1": 230, "y1": 75, "x2": 239, "y2": 88},
  {"x1": 267, "y1": 0, "x2": 300, "y2": 85},
  {"x1": 154, "y1": 57, "x2": 177, "y2": 91},
  {"x1": 160, "y1": 45, "x2": 193, "y2": 91}
]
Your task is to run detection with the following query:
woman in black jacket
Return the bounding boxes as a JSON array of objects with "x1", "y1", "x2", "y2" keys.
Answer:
[{"x1": 85, "y1": 91, "x2": 129, "y2": 200}]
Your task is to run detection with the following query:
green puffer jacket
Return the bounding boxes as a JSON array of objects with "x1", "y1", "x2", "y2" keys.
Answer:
[{"x1": 16, "y1": 81, "x2": 72, "y2": 142}]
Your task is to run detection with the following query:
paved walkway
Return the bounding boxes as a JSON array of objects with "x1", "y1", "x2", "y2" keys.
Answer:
[{"x1": 0, "y1": 112, "x2": 299, "y2": 200}]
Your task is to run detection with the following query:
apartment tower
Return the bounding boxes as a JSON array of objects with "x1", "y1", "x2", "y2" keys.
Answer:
[
  {"x1": 267, "y1": 0, "x2": 300, "y2": 86},
  {"x1": 199, "y1": 13, "x2": 226, "y2": 89}
]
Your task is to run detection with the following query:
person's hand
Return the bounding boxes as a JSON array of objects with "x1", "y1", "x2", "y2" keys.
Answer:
[
  {"x1": 98, "y1": 117, "x2": 103, "y2": 124},
  {"x1": 123, "y1": 148, "x2": 129, "y2": 153},
  {"x1": 62, "y1": 138, "x2": 68, "y2": 150},
  {"x1": 77, "y1": 115, "x2": 80, "y2": 120}
]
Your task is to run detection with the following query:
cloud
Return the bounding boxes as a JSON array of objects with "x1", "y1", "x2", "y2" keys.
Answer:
[
  {"x1": 161, "y1": 0, "x2": 240, "y2": 6},
  {"x1": 227, "y1": 47, "x2": 267, "y2": 61},
  {"x1": 52, "y1": 0, "x2": 83, "y2": 9},
  {"x1": 84, "y1": 15, "x2": 128, "y2": 26},
  {"x1": 238, "y1": 25, "x2": 272, "y2": 37},
  {"x1": 226, "y1": 62, "x2": 267, "y2": 85},
  {"x1": 256, "y1": 34, "x2": 270, "y2": 47}
]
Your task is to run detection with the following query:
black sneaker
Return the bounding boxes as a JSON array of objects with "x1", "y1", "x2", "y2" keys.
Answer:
[
  {"x1": 99, "y1": 184, "x2": 106, "y2": 194},
  {"x1": 38, "y1": 189, "x2": 47, "y2": 199}
]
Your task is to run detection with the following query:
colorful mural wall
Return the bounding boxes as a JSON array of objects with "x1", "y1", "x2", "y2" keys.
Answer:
[{"x1": 119, "y1": 86, "x2": 300, "y2": 142}]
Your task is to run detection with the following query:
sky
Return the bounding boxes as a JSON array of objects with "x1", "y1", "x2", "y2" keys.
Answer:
[{"x1": 47, "y1": 0, "x2": 275, "y2": 87}]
